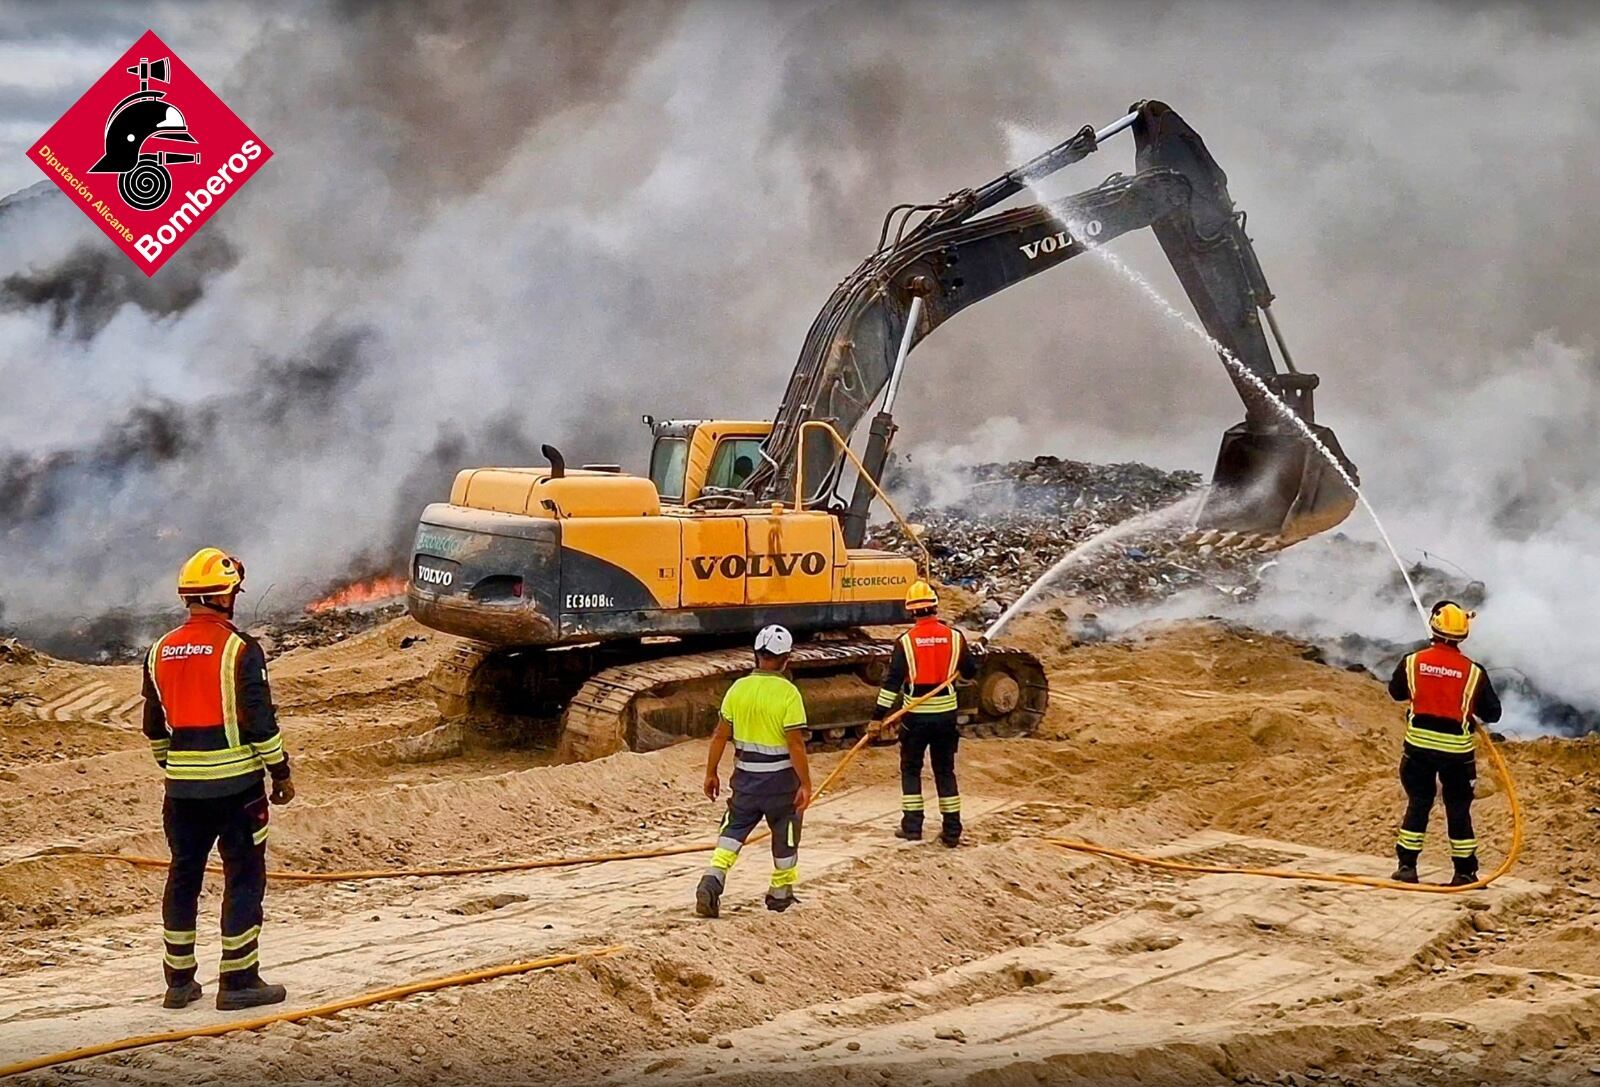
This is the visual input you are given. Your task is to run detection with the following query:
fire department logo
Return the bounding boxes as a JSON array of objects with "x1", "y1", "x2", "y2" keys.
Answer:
[{"x1": 26, "y1": 30, "x2": 272, "y2": 276}]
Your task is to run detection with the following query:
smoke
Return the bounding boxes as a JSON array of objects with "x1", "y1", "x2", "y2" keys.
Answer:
[{"x1": 1, "y1": 1, "x2": 1599, "y2": 727}]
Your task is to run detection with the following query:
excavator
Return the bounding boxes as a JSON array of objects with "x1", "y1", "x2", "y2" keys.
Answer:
[{"x1": 405, "y1": 100, "x2": 1358, "y2": 761}]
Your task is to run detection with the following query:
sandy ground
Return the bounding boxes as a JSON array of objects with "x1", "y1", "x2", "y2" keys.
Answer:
[{"x1": 2, "y1": 617, "x2": 1599, "y2": 1085}]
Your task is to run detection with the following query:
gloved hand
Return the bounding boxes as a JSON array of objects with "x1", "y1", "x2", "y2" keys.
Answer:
[{"x1": 269, "y1": 777, "x2": 296, "y2": 805}]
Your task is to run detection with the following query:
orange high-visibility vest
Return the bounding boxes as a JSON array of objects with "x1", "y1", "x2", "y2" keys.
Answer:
[
  {"x1": 898, "y1": 617, "x2": 964, "y2": 715},
  {"x1": 146, "y1": 615, "x2": 281, "y2": 789},
  {"x1": 1402, "y1": 642, "x2": 1483, "y2": 755}
]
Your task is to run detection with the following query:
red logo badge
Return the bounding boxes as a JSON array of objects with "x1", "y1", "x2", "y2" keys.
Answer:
[{"x1": 26, "y1": 30, "x2": 272, "y2": 276}]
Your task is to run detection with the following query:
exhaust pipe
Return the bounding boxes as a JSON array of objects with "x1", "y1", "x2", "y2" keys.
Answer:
[{"x1": 541, "y1": 444, "x2": 566, "y2": 479}]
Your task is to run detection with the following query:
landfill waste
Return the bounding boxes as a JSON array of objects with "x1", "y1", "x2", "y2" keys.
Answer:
[
  {"x1": 2, "y1": 602, "x2": 408, "y2": 664},
  {"x1": 868, "y1": 455, "x2": 1264, "y2": 621},
  {"x1": 0, "y1": 638, "x2": 37, "y2": 665},
  {"x1": 249, "y1": 602, "x2": 409, "y2": 655}
]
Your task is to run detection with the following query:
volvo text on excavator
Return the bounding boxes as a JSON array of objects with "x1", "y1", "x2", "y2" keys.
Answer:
[{"x1": 405, "y1": 100, "x2": 1359, "y2": 761}]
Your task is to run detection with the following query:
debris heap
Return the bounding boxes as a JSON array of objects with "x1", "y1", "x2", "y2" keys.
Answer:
[{"x1": 867, "y1": 455, "x2": 1261, "y2": 620}]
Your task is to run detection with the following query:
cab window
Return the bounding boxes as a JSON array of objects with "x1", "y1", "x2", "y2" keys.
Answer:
[
  {"x1": 705, "y1": 438, "x2": 764, "y2": 491},
  {"x1": 649, "y1": 438, "x2": 688, "y2": 502}
]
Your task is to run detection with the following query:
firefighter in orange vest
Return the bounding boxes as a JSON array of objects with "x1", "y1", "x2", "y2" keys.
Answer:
[
  {"x1": 870, "y1": 581, "x2": 977, "y2": 847},
  {"x1": 142, "y1": 548, "x2": 295, "y2": 1011},
  {"x1": 1387, "y1": 600, "x2": 1501, "y2": 885}
]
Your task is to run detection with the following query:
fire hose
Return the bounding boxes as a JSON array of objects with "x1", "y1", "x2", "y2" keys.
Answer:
[
  {"x1": 6, "y1": 678, "x2": 1523, "y2": 1079},
  {"x1": 1046, "y1": 722, "x2": 1523, "y2": 893},
  {"x1": 79, "y1": 684, "x2": 934, "y2": 883},
  {"x1": 0, "y1": 948, "x2": 623, "y2": 1080},
  {"x1": 0, "y1": 690, "x2": 936, "y2": 1080}
]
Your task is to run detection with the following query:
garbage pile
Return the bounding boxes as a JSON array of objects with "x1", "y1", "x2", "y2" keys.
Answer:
[
  {"x1": 867, "y1": 455, "x2": 1263, "y2": 621},
  {"x1": 2, "y1": 601, "x2": 409, "y2": 664},
  {"x1": 249, "y1": 602, "x2": 407, "y2": 655},
  {"x1": 0, "y1": 638, "x2": 37, "y2": 666}
]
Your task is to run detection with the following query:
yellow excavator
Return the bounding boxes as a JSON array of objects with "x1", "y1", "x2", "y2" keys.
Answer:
[{"x1": 405, "y1": 101, "x2": 1358, "y2": 760}]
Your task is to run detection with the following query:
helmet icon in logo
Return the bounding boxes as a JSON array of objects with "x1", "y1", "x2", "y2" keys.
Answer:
[{"x1": 88, "y1": 56, "x2": 200, "y2": 211}]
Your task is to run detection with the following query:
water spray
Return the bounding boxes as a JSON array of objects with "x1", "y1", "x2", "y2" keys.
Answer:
[
  {"x1": 1060, "y1": 229, "x2": 1428, "y2": 632},
  {"x1": 983, "y1": 493, "x2": 1205, "y2": 639},
  {"x1": 986, "y1": 129, "x2": 1431, "y2": 640}
]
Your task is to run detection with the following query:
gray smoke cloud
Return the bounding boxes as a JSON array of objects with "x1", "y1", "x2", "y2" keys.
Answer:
[{"x1": 1, "y1": 1, "x2": 1598, "y2": 726}]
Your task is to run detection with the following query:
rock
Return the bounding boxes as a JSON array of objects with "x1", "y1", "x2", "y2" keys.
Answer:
[
  {"x1": 846, "y1": 1041, "x2": 862, "y2": 1052},
  {"x1": 934, "y1": 1027, "x2": 967, "y2": 1043},
  {"x1": 715, "y1": 1038, "x2": 734, "y2": 1050}
]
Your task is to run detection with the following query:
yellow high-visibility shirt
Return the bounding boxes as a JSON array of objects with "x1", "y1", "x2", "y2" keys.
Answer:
[{"x1": 720, "y1": 672, "x2": 806, "y2": 751}]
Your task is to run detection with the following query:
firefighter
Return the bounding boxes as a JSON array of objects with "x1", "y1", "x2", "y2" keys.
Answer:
[
  {"x1": 142, "y1": 548, "x2": 295, "y2": 1011},
  {"x1": 1387, "y1": 600, "x2": 1501, "y2": 886},
  {"x1": 695, "y1": 625, "x2": 813, "y2": 918},
  {"x1": 870, "y1": 581, "x2": 977, "y2": 847}
]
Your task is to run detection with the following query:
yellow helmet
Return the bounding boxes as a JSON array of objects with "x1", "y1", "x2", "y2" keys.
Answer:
[
  {"x1": 1429, "y1": 601, "x2": 1471, "y2": 641},
  {"x1": 177, "y1": 548, "x2": 245, "y2": 598},
  {"x1": 905, "y1": 579, "x2": 939, "y2": 613}
]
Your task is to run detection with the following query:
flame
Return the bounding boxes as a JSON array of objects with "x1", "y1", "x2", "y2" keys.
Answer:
[{"x1": 306, "y1": 573, "x2": 408, "y2": 614}]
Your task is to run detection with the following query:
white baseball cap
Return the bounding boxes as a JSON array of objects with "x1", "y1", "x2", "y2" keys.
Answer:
[{"x1": 754, "y1": 624, "x2": 793, "y2": 656}]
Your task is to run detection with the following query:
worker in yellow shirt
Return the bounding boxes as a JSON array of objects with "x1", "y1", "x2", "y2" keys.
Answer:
[{"x1": 695, "y1": 625, "x2": 813, "y2": 918}]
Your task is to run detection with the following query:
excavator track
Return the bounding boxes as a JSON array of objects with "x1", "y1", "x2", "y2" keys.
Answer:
[
  {"x1": 429, "y1": 637, "x2": 1048, "y2": 764},
  {"x1": 558, "y1": 640, "x2": 1047, "y2": 762}
]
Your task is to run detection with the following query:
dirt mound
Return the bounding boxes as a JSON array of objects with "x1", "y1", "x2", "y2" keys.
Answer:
[{"x1": 2, "y1": 618, "x2": 1599, "y2": 1084}]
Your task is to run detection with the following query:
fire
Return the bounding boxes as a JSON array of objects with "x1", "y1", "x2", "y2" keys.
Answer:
[{"x1": 306, "y1": 573, "x2": 408, "y2": 614}]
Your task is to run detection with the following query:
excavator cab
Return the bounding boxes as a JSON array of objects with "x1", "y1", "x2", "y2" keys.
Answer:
[{"x1": 643, "y1": 417, "x2": 773, "y2": 506}]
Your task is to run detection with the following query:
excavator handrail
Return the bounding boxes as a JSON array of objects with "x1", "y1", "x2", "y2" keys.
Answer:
[{"x1": 796, "y1": 420, "x2": 929, "y2": 575}]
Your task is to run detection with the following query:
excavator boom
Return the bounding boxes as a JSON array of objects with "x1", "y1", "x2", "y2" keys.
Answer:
[{"x1": 744, "y1": 99, "x2": 1357, "y2": 545}]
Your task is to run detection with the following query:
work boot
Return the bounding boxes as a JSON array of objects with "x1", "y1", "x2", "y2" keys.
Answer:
[
  {"x1": 694, "y1": 874, "x2": 722, "y2": 919},
  {"x1": 161, "y1": 981, "x2": 203, "y2": 1009},
  {"x1": 764, "y1": 892, "x2": 798, "y2": 913},
  {"x1": 940, "y1": 819, "x2": 962, "y2": 849},
  {"x1": 1390, "y1": 864, "x2": 1420, "y2": 884},
  {"x1": 216, "y1": 979, "x2": 287, "y2": 1011},
  {"x1": 1450, "y1": 862, "x2": 1480, "y2": 887},
  {"x1": 894, "y1": 826, "x2": 922, "y2": 841}
]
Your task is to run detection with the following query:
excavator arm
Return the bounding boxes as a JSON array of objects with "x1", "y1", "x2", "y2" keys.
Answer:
[{"x1": 744, "y1": 100, "x2": 1357, "y2": 545}]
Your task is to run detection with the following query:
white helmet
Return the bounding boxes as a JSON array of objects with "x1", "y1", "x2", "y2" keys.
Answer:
[{"x1": 754, "y1": 624, "x2": 793, "y2": 656}]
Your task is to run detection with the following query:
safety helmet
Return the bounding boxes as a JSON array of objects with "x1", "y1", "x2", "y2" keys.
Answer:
[
  {"x1": 754, "y1": 624, "x2": 793, "y2": 656},
  {"x1": 905, "y1": 579, "x2": 939, "y2": 614},
  {"x1": 177, "y1": 548, "x2": 245, "y2": 598},
  {"x1": 1428, "y1": 600, "x2": 1471, "y2": 641}
]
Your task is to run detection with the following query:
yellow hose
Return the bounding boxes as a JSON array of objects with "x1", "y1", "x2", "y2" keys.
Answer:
[
  {"x1": 1047, "y1": 726, "x2": 1523, "y2": 894},
  {"x1": 1, "y1": 681, "x2": 1523, "y2": 1079},
  {"x1": 4, "y1": 688, "x2": 940, "y2": 1077},
  {"x1": 0, "y1": 946, "x2": 623, "y2": 1080},
  {"x1": 82, "y1": 684, "x2": 944, "y2": 881}
]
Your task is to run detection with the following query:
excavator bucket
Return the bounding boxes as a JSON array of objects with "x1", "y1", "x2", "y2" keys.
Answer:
[{"x1": 1196, "y1": 423, "x2": 1359, "y2": 544}]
